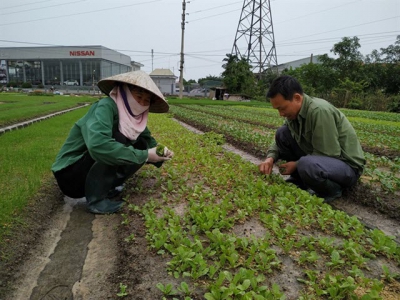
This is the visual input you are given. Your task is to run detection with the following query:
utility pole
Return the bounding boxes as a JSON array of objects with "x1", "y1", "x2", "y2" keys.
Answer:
[
  {"x1": 179, "y1": 0, "x2": 186, "y2": 99},
  {"x1": 151, "y1": 49, "x2": 154, "y2": 71},
  {"x1": 92, "y1": 69, "x2": 95, "y2": 94}
]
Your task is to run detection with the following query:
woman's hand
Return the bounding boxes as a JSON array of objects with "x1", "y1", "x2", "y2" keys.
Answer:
[
  {"x1": 163, "y1": 147, "x2": 174, "y2": 158},
  {"x1": 147, "y1": 147, "x2": 171, "y2": 163}
]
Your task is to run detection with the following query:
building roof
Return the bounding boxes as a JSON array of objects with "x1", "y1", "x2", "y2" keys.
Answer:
[
  {"x1": 0, "y1": 45, "x2": 132, "y2": 65},
  {"x1": 276, "y1": 55, "x2": 324, "y2": 73},
  {"x1": 150, "y1": 68, "x2": 175, "y2": 77}
]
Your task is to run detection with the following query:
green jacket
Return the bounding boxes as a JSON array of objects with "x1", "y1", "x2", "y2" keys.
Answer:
[
  {"x1": 267, "y1": 94, "x2": 366, "y2": 173},
  {"x1": 52, "y1": 97, "x2": 159, "y2": 172}
]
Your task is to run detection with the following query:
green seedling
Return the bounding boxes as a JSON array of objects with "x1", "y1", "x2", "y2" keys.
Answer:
[
  {"x1": 117, "y1": 283, "x2": 128, "y2": 297},
  {"x1": 156, "y1": 143, "x2": 166, "y2": 156},
  {"x1": 177, "y1": 281, "x2": 191, "y2": 296},
  {"x1": 124, "y1": 233, "x2": 135, "y2": 243},
  {"x1": 381, "y1": 265, "x2": 400, "y2": 282},
  {"x1": 276, "y1": 160, "x2": 287, "y2": 174},
  {"x1": 156, "y1": 283, "x2": 178, "y2": 296},
  {"x1": 120, "y1": 213, "x2": 129, "y2": 225}
]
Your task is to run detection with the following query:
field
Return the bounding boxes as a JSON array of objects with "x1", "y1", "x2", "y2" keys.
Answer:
[
  {"x1": 111, "y1": 103, "x2": 400, "y2": 299},
  {"x1": 1, "y1": 94, "x2": 400, "y2": 299}
]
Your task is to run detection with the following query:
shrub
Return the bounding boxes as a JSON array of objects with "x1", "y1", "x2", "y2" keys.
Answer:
[
  {"x1": 348, "y1": 97, "x2": 363, "y2": 110},
  {"x1": 362, "y1": 91, "x2": 390, "y2": 111},
  {"x1": 387, "y1": 95, "x2": 400, "y2": 113},
  {"x1": 21, "y1": 82, "x2": 32, "y2": 88},
  {"x1": 28, "y1": 90, "x2": 54, "y2": 97},
  {"x1": 7, "y1": 81, "x2": 18, "y2": 88}
]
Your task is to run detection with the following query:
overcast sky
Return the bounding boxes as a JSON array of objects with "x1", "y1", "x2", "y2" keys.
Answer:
[{"x1": 0, "y1": 0, "x2": 399, "y2": 81}]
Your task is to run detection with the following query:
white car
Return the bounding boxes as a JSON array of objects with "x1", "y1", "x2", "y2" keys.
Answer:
[
  {"x1": 15, "y1": 61, "x2": 32, "y2": 68},
  {"x1": 64, "y1": 80, "x2": 79, "y2": 86}
]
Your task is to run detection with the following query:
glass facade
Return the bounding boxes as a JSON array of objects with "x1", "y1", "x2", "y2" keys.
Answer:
[
  {"x1": 7, "y1": 60, "x2": 42, "y2": 84},
  {"x1": 2, "y1": 59, "x2": 131, "y2": 86},
  {"x1": 82, "y1": 60, "x2": 100, "y2": 86},
  {"x1": 43, "y1": 60, "x2": 61, "y2": 85}
]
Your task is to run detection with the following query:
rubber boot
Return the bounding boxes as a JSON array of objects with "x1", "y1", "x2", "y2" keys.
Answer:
[
  {"x1": 107, "y1": 164, "x2": 143, "y2": 199},
  {"x1": 285, "y1": 176, "x2": 307, "y2": 190},
  {"x1": 313, "y1": 179, "x2": 343, "y2": 203},
  {"x1": 85, "y1": 162, "x2": 124, "y2": 214}
]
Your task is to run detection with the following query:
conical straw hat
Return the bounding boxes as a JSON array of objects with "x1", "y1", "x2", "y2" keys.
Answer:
[{"x1": 97, "y1": 70, "x2": 169, "y2": 113}]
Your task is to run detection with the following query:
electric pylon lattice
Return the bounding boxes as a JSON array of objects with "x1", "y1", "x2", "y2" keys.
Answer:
[{"x1": 232, "y1": 0, "x2": 278, "y2": 76}]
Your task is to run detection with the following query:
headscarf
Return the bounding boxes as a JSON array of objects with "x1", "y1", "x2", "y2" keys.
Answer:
[{"x1": 109, "y1": 84, "x2": 149, "y2": 140}]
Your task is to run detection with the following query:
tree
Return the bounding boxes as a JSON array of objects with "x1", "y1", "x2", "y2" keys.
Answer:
[
  {"x1": 283, "y1": 62, "x2": 338, "y2": 98},
  {"x1": 221, "y1": 54, "x2": 256, "y2": 96},
  {"x1": 198, "y1": 75, "x2": 221, "y2": 87},
  {"x1": 380, "y1": 35, "x2": 400, "y2": 63},
  {"x1": 184, "y1": 79, "x2": 197, "y2": 85},
  {"x1": 183, "y1": 79, "x2": 197, "y2": 91},
  {"x1": 330, "y1": 37, "x2": 364, "y2": 82},
  {"x1": 365, "y1": 49, "x2": 382, "y2": 64},
  {"x1": 379, "y1": 36, "x2": 400, "y2": 95}
]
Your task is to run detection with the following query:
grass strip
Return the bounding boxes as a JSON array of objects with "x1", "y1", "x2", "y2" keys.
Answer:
[
  {"x1": 0, "y1": 93, "x2": 97, "y2": 127},
  {"x1": 0, "y1": 106, "x2": 89, "y2": 239}
]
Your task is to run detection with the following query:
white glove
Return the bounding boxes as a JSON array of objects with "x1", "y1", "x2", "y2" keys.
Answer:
[
  {"x1": 163, "y1": 146, "x2": 174, "y2": 158},
  {"x1": 147, "y1": 147, "x2": 171, "y2": 163}
]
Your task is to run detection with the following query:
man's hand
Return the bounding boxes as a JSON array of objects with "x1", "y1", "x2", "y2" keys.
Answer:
[
  {"x1": 278, "y1": 161, "x2": 297, "y2": 175},
  {"x1": 147, "y1": 147, "x2": 171, "y2": 163},
  {"x1": 259, "y1": 157, "x2": 274, "y2": 175}
]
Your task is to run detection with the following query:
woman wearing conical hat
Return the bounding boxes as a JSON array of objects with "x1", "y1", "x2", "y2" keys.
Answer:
[{"x1": 51, "y1": 70, "x2": 173, "y2": 214}]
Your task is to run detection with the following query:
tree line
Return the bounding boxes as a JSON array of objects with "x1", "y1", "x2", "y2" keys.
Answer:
[{"x1": 218, "y1": 36, "x2": 400, "y2": 112}]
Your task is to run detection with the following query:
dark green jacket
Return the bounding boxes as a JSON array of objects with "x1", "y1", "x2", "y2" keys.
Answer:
[
  {"x1": 52, "y1": 97, "x2": 158, "y2": 172},
  {"x1": 267, "y1": 94, "x2": 366, "y2": 173}
]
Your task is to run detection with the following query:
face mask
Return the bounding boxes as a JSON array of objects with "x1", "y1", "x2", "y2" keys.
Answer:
[
  {"x1": 129, "y1": 95, "x2": 149, "y2": 116},
  {"x1": 120, "y1": 85, "x2": 149, "y2": 116}
]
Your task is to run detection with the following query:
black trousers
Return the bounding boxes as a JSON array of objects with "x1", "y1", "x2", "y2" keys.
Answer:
[
  {"x1": 53, "y1": 131, "x2": 147, "y2": 198},
  {"x1": 275, "y1": 125, "x2": 360, "y2": 192}
]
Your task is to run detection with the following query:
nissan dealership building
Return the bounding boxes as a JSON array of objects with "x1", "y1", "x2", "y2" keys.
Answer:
[{"x1": 0, "y1": 45, "x2": 143, "y2": 86}]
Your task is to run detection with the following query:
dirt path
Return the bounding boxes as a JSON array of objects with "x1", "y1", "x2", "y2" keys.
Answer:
[
  {"x1": 1, "y1": 118, "x2": 399, "y2": 299},
  {"x1": 1, "y1": 196, "x2": 119, "y2": 300}
]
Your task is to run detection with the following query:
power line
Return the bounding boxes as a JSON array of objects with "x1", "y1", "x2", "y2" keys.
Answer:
[
  {"x1": 275, "y1": 0, "x2": 364, "y2": 24},
  {"x1": 189, "y1": 1, "x2": 242, "y2": 15},
  {"x1": 189, "y1": 8, "x2": 239, "y2": 23},
  {"x1": 0, "y1": 0, "x2": 88, "y2": 16},
  {"x1": 277, "y1": 32, "x2": 399, "y2": 47},
  {"x1": 279, "y1": 16, "x2": 400, "y2": 43},
  {"x1": 2, "y1": 0, "x2": 54, "y2": 10},
  {"x1": 2, "y1": 30, "x2": 396, "y2": 53},
  {"x1": 0, "y1": 0, "x2": 162, "y2": 27}
]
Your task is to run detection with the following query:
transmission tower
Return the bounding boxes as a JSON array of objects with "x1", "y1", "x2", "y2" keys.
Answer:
[{"x1": 232, "y1": 0, "x2": 278, "y2": 76}]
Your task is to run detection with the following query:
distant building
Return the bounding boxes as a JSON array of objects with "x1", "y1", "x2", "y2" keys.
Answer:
[
  {"x1": 276, "y1": 55, "x2": 323, "y2": 73},
  {"x1": 0, "y1": 45, "x2": 143, "y2": 86},
  {"x1": 150, "y1": 68, "x2": 177, "y2": 95}
]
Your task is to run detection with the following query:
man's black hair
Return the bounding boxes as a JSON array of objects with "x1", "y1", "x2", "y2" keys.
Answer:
[{"x1": 266, "y1": 75, "x2": 303, "y2": 100}]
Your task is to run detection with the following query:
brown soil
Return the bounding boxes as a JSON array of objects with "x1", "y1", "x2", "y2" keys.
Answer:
[
  {"x1": 0, "y1": 180, "x2": 64, "y2": 297},
  {"x1": 174, "y1": 116, "x2": 400, "y2": 222},
  {"x1": 0, "y1": 119, "x2": 399, "y2": 300}
]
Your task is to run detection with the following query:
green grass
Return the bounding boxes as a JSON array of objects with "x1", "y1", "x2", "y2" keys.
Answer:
[
  {"x1": 167, "y1": 96, "x2": 271, "y2": 107},
  {"x1": 0, "y1": 95, "x2": 399, "y2": 298},
  {"x1": 0, "y1": 93, "x2": 98, "y2": 127},
  {"x1": 123, "y1": 114, "x2": 400, "y2": 299},
  {"x1": 0, "y1": 106, "x2": 89, "y2": 238}
]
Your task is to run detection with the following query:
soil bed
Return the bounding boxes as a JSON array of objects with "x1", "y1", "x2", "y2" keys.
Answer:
[
  {"x1": 1, "y1": 118, "x2": 399, "y2": 300},
  {"x1": 173, "y1": 115, "x2": 400, "y2": 222}
]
